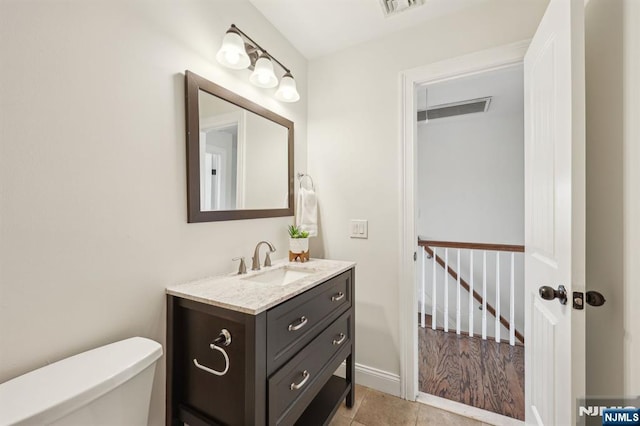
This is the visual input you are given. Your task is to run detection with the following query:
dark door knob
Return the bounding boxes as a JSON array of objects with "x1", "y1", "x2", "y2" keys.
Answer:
[
  {"x1": 539, "y1": 285, "x2": 568, "y2": 305},
  {"x1": 585, "y1": 291, "x2": 606, "y2": 307}
]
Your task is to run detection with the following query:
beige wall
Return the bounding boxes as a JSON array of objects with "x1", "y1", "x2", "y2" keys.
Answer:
[
  {"x1": 0, "y1": 1, "x2": 307, "y2": 424},
  {"x1": 585, "y1": 0, "x2": 640, "y2": 398},
  {"x1": 585, "y1": 0, "x2": 625, "y2": 397},
  {"x1": 3, "y1": 1, "x2": 638, "y2": 422},
  {"x1": 623, "y1": 0, "x2": 640, "y2": 396},
  {"x1": 307, "y1": 1, "x2": 548, "y2": 381}
]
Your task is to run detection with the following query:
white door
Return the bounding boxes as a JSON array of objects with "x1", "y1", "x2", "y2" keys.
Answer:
[{"x1": 524, "y1": 0, "x2": 585, "y2": 424}]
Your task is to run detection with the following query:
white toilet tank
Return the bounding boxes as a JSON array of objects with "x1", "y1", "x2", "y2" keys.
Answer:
[{"x1": 0, "y1": 337, "x2": 163, "y2": 426}]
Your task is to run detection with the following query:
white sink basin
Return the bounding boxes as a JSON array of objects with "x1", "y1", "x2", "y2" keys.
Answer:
[{"x1": 243, "y1": 266, "x2": 314, "y2": 286}]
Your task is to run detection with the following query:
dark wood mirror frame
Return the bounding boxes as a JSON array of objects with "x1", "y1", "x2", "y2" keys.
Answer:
[{"x1": 185, "y1": 70, "x2": 294, "y2": 222}]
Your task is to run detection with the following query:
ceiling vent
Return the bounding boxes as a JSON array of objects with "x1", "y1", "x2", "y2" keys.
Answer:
[
  {"x1": 417, "y1": 97, "x2": 492, "y2": 122},
  {"x1": 379, "y1": 0, "x2": 425, "y2": 17}
]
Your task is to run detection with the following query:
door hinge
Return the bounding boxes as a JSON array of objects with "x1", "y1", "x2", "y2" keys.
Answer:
[{"x1": 413, "y1": 251, "x2": 417, "y2": 261}]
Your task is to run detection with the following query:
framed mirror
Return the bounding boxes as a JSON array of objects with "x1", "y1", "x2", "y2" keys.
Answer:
[{"x1": 185, "y1": 71, "x2": 294, "y2": 222}]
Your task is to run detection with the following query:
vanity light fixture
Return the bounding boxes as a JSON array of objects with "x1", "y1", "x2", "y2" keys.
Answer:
[
  {"x1": 216, "y1": 27, "x2": 251, "y2": 69},
  {"x1": 249, "y1": 53, "x2": 278, "y2": 88},
  {"x1": 275, "y1": 72, "x2": 300, "y2": 102},
  {"x1": 216, "y1": 24, "x2": 300, "y2": 102}
]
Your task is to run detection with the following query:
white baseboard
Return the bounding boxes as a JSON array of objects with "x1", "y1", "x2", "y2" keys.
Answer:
[
  {"x1": 416, "y1": 392, "x2": 524, "y2": 426},
  {"x1": 334, "y1": 362, "x2": 401, "y2": 397}
]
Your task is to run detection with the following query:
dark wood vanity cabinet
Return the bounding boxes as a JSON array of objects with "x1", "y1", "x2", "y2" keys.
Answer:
[{"x1": 166, "y1": 268, "x2": 355, "y2": 426}]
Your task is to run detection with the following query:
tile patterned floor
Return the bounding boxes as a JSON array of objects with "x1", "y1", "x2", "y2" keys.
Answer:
[{"x1": 329, "y1": 385, "x2": 494, "y2": 426}]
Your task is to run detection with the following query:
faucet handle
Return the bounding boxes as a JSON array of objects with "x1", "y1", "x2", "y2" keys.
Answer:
[
  {"x1": 264, "y1": 251, "x2": 273, "y2": 267},
  {"x1": 232, "y1": 257, "x2": 247, "y2": 275}
]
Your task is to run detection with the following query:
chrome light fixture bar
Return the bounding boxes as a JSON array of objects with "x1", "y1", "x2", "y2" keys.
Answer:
[{"x1": 216, "y1": 24, "x2": 300, "y2": 102}]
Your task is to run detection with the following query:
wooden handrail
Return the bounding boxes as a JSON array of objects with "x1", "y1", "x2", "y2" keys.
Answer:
[
  {"x1": 418, "y1": 239, "x2": 524, "y2": 253},
  {"x1": 422, "y1": 245, "x2": 525, "y2": 344}
]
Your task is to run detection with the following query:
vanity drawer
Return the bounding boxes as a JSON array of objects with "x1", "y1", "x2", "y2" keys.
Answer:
[
  {"x1": 266, "y1": 270, "x2": 352, "y2": 373},
  {"x1": 268, "y1": 313, "x2": 352, "y2": 426}
]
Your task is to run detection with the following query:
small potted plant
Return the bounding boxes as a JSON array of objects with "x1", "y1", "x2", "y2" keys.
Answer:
[{"x1": 288, "y1": 225, "x2": 310, "y2": 262}]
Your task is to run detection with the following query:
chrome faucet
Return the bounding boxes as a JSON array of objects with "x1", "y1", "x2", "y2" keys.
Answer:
[{"x1": 252, "y1": 241, "x2": 276, "y2": 271}]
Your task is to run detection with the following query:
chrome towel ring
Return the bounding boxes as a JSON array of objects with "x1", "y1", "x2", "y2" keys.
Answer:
[{"x1": 296, "y1": 173, "x2": 315, "y2": 190}]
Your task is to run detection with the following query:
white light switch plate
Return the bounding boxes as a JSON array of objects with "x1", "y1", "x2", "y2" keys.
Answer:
[{"x1": 350, "y1": 220, "x2": 368, "y2": 239}]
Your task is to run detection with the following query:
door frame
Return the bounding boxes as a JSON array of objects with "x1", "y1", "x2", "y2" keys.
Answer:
[
  {"x1": 201, "y1": 111, "x2": 247, "y2": 208},
  {"x1": 398, "y1": 40, "x2": 531, "y2": 402}
]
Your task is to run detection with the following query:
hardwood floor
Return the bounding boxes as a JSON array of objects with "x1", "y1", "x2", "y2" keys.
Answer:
[{"x1": 418, "y1": 326, "x2": 525, "y2": 420}]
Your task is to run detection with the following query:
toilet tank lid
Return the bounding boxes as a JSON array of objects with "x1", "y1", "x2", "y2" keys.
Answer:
[{"x1": 0, "y1": 337, "x2": 163, "y2": 426}]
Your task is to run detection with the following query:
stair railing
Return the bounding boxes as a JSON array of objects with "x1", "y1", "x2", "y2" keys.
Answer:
[{"x1": 418, "y1": 239, "x2": 525, "y2": 346}]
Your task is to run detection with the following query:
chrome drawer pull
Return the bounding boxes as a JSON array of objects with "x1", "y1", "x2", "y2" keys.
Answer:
[
  {"x1": 331, "y1": 292, "x2": 345, "y2": 302},
  {"x1": 332, "y1": 333, "x2": 347, "y2": 346},
  {"x1": 290, "y1": 370, "x2": 310, "y2": 390},
  {"x1": 288, "y1": 316, "x2": 308, "y2": 331}
]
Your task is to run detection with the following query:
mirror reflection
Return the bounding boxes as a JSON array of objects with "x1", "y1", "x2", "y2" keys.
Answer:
[
  {"x1": 199, "y1": 90, "x2": 289, "y2": 212},
  {"x1": 185, "y1": 70, "x2": 294, "y2": 222}
]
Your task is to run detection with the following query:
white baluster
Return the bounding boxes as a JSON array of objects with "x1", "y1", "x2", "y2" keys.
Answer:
[
  {"x1": 510, "y1": 252, "x2": 515, "y2": 346},
  {"x1": 456, "y1": 249, "x2": 461, "y2": 335},
  {"x1": 432, "y1": 247, "x2": 437, "y2": 330},
  {"x1": 421, "y1": 248, "x2": 425, "y2": 329},
  {"x1": 469, "y1": 250, "x2": 474, "y2": 337},
  {"x1": 495, "y1": 252, "x2": 501, "y2": 342},
  {"x1": 482, "y1": 250, "x2": 487, "y2": 340},
  {"x1": 444, "y1": 248, "x2": 449, "y2": 333}
]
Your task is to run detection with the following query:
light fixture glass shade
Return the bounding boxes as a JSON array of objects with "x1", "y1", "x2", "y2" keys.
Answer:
[
  {"x1": 249, "y1": 54, "x2": 278, "y2": 88},
  {"x1": 274, "y1": 72, "x2": 300, "y2": 102},
  {"x1": 216, "y1": 29, "x2": 250, "y2": 70}
]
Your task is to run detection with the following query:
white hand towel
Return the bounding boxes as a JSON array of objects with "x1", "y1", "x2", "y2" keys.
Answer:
[{"x1": 296, "y1": 187, "x2": 318, "y2": 237}]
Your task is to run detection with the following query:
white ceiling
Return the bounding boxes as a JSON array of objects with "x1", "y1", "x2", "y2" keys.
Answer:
[
  {"x1": 417, "y1": 64, "x2": 523, "y2": 120},
  {"x1": 248, "y1": 0, "x2": 490, "y2": 59}
]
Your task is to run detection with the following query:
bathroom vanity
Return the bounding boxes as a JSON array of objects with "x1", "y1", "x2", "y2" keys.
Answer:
[{"x1": 166, "y1": 259, "x2": 355, "y2": 425}]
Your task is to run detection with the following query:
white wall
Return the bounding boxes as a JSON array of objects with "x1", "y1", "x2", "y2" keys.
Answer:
[
  {"x1": 0, "y1": 1, "x2": 307, "y2": 424},
  {"x1": 417, "y1": 70, "x2": 524, "y2": 245},
  {"x1": 307, "y1": 1, "x2": 548, "y2": 384},
  {"x1": 244, "y1": 112, "x2": 289, "y2": 209}
]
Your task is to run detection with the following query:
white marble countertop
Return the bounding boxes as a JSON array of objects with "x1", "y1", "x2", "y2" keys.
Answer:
[{"x1": 166, "y1": 258, "x2": 356, "y2": 315}]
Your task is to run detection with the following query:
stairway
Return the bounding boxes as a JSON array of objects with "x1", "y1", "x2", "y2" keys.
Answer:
[
  {"x1": 417, "y1": 239, "x2": 525, "y2": 420},
  {"x1": 418, "y1": 239, "x2": 525, "y2": 345}
]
